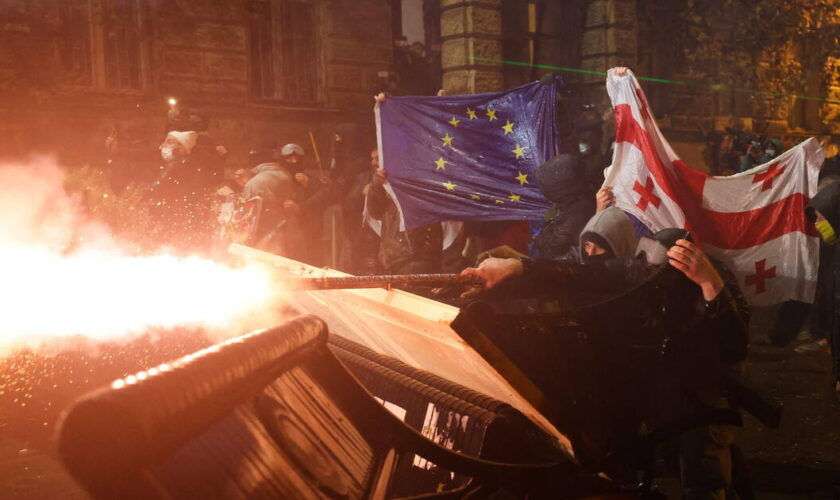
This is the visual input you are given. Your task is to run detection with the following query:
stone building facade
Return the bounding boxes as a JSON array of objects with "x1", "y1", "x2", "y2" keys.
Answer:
[
  {"x1": 438, "y1": 0, "x2": 839, "y2": 170},
  {"x1": 0, "y1": 0, "x2": 835, "y2": 171},
  {"x1": 0, "y1": 0, "x2": 394, "y2": 168}
]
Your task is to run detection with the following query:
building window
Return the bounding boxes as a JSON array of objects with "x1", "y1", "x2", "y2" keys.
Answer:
[
  {"x1": 249, "y1": 0, "x2": 320, "y2": 104},
  {"x1": 59, "y1": 0, "x2": 146, "y2": 91}
]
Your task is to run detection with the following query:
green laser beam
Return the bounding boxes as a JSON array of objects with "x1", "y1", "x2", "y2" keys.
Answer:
[{"x1": 474, "y1": 57, "x2": 840, "y2": 105}]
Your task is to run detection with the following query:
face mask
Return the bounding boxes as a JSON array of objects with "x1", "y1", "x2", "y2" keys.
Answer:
[
  {"x1": 815, "y1": 220, "x2": 837, "y2": 245},
  {"x1": 160, "y1": 146, "x2": 174, "y2": 162},
  {"x1": 765, "y1": 149, "x2": 776, "y2": 157},
  {"x1": 578, "y1": 143, "x2": 591, "y2": 154}
]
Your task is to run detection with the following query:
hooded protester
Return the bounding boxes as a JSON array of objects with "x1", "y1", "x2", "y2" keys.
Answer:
[
  {"x1": 805, "y1": 180, "x2": 840, "y2": 400},
  {"x1": 462, "y1": 228, "x2": 751, "y2": 499},
  {"x1": 577, "y1": 206, "x2": 638, "y2": 264},
  {"x1": 533, "y1": 154, "x2": 595, "y2": 259},
  {"x1": 147, "y1": 130, "x2": 219, "y2": 251}
]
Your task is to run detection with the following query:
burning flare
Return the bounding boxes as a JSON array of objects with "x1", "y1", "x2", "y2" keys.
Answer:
[{"x1": 0, "y1": 158, "x2": 285, "y2": 353}]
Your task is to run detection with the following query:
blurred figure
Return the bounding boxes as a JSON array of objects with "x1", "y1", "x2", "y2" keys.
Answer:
[
  {"x1": 365, "y1": 165, "x2": 442, "y2": 274},
  {"x1": 146, "y1": 129, "x2": 223, "y2": 252},
  {"x1": 805, "y1": 181, "x2": 840, "y2": 401},
  {"x1": 343, "y1": 147, "x2": 384, "y2": 274},
  {"x1": 240, "y1": 146, "x2": 303, "y2": 258},
  {"x1": 532, "y1": 154, "x2": 594, "y2": 259}
]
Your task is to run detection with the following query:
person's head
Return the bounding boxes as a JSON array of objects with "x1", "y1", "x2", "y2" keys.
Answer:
[
  {"x1": 578, "y1": 207, "x2": 639, "y2": 264},
  {"x1": 370, "y1": 148, "x2": 379, "y2": 170},
  {"x1": 277, "y1": 143, "x2": 304, "y2": 171},
  {"x1": 159, "y1": 131, "x2": 197, "y2": 162},
  {"x1": 535, "y1": 154, "x2": 586, "y2": 205},
  {"x1": 764, "y1": 138, "x2": 781, "y2": 159}
]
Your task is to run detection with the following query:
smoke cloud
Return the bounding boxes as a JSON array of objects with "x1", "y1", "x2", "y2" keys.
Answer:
[{"x1": 0, "y1": 158, "x2": 290, "y2": 355}]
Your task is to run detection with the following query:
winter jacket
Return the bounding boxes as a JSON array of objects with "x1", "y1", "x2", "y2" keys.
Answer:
[
  {"x1": 241, "y1": 163, "x2": 303, "y2": 256},
  {"x1": 366, "y1": 183, "x2": 442, "y2": 273},
  {"x1": 242, "y1": 163, "x2": 295, "y2": 203}
]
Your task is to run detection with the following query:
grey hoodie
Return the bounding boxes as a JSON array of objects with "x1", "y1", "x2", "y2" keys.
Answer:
[
  {"x1": 578, "y1": 207, "x2": 638, "y2": 262},
  {"x1": 242, "y1": 163, "x2": 294, "y2": 203}
]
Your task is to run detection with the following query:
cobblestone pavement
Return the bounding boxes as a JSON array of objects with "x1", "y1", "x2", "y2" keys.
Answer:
[{"x1": 737, "y1": 335, "x2": 840, "y2": 499}]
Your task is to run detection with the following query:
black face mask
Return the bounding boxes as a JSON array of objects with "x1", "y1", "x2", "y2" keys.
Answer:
[
  {"x1": 583, "y1": 251, "x2": 614, "y2": 265},
  {"x1": 283, "y1": 160, "x2": 303, "y2": 175}
]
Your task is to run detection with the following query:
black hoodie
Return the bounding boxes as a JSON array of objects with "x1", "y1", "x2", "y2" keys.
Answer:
[{"x1": 534, "y1": 154, "x2": 595, "y2": 259}]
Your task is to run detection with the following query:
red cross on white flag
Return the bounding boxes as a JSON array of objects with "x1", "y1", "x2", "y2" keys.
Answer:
[{"x1": 604, "y1": 69, "x2": 824, "y2": 306}]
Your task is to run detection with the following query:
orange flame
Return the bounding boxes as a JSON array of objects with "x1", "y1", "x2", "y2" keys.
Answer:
[{"x1": 0, "y1": 158, "x2": 287, "y2": 354}]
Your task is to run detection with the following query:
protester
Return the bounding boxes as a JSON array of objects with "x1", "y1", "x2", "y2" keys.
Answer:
[
  {"x1": 146, "y1": 129, "x2": 222, "y2": 252},
  {"x1": 241, "y1": 146, "x2": 303, "y2": 257},
  {"x1": 365, "y1": 166, "x2": 443, "y2": 274},
  {"x1": 737, "y1": 137, "x2": 783, "y2": 173},
  {"x1": 342, "y1": 147, "x2": 384, "y2": 274},
  {"x1": 462, "y1": 229, "x2": 750, "y2": 499},
  {"x1": 532, "y1": 154, "x2": 595, "y2": 259},
  {"x1": 805, "y1": 180, "x2": 840, "y2": 401}
]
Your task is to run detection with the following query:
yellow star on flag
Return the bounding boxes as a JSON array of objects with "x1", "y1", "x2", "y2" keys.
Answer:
[
  {"x1": 485, "y1": 108, "x2": 497, "y2": 121},
  {"x1": 501, "y1": 120, "x2": 515, "y2": 135},
  {"x1": 466, "y1": 108, "x2": 478, "y2": 120},
  {"x1": 512, "y1": 144, "x2": 526, "y2": 159},
  {"x1": 443, "y1": 181, "x2": 457, "y2": 191},
  {"x1": 515, "y1": 171, "x2": 529, "y2": 185},
  {"x1": 469, "y1": 194, "x2": 481, "y2": 200},
  {"x1": 434, "y1": 157, "x2": 448, "y2": 170},
  {"x1": 508, "y1": 193, "x2": 521, "y2": 202},
  {"x1": 442, "y1": 133, "x2": 454, "y2": 147},
  {"x1": 448, "y1": 117, "x2": 460, "y2": 127},
  {"x1": 495, "y1": 199, "x2": 505, "y2": 205}
]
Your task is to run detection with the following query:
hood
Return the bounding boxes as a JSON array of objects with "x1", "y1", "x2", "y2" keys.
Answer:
[
  {"x1": 578, "y1": 207, "x2": 638, "y2": 262},
  {"x1": 535, "y1": 154, "x2": 587, "y2": 205},
  {"x1": 807, "y1": 179, "x2": 840, "y2": 229}
]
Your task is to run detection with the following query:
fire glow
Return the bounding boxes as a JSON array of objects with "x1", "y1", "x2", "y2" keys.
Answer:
[{"x1": 0, "y1": 158, "x2": 286, "y2": 354}]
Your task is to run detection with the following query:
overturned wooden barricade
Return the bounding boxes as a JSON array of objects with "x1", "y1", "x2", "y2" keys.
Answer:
[{"x1": 57, "y1": 315, "x2": 620, "y2": 499}]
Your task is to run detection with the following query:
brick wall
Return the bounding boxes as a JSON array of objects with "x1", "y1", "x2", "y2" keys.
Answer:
[{"x1": 0, "y1": 0, "x2": 393, "y2": 169}]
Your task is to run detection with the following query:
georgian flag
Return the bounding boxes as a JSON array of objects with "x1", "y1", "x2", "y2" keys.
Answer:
[{"x1": 604, "y1": 69, "x2": 824, "y2": 306}]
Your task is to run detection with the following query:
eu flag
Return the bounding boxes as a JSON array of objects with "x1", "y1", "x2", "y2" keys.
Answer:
[{"x1": 375, "y1": 79, "x2": 559, "y2": 230}]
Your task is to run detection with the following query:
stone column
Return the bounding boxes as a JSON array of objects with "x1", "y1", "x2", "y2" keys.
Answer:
[
  {"x1": 579, "y1": 0, "x2": 637, "y2": 106},
  {"x1": 439, "y1": 0, "x2": 503, "y2": 94}
]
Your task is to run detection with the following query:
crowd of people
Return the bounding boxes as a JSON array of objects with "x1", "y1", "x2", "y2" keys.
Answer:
[{"x1": 99, "y1": 69, "x2": 840, "y2": 499}]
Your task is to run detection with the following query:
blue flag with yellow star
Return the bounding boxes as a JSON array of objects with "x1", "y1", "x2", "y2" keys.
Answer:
[{"x1": 375, "y1": 79, "x2": 559, "y2": 229}]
